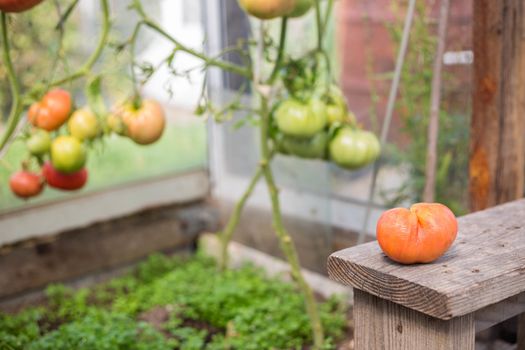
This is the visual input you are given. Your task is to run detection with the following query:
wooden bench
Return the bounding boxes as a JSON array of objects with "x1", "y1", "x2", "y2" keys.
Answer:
[{"x1": 328, "y1": 199, "x2": 525, "y2": 350}]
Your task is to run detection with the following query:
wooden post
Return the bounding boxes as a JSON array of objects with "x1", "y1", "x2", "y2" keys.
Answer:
[
  {"x1": 470, "y1": 0, "x2": 525, "y2": 212},
  {"x1": 519, "y1": 313, "x2": 525, "y2": 350},
  {"x1": 354, "y1": 290, "x2": 475, "y2": 350}
]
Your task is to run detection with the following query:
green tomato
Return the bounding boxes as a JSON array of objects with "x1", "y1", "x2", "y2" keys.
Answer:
[
  {"x1": 288, "y1": 0, "x2": 312, "y2": 17},
  {"x1": 274, "y1": 98, "x2": 327, "y2": 138},
  {"x1": 329, "y1": 127, "x2": 381, "y2": 169},
  {"x1": 26, "y1": 129, "x2": 51, "y2": 156},
  {"x1": 51, "y1": 135, "x2": 87, "y2": 173},
  {"x1": 68, "y1": 109, "x2": 100, "y2": 141},
  {"x1": 280, "y1": 131, "x2": 328, "y2": 159}
]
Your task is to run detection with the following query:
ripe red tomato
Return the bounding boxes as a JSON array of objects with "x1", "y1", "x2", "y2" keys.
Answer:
[
  {"x1": 376, "y1": 203, "x2": 458, "y2": 264},
  {"x1": 113, "y1": 99, "x2": 166, "y2": 145},
  {"x1": 0, "y1": 0, "x2": 44, "y2": 12},
  {"x1": 28, "y1": 89, "x2": 72, "y2": 131},
  {"x1": 238, "y1": 0, "x2": 295, "y2": 20},
  {"x1": 42, "y1": 162, "x2": 88, "y2": 191},
  {"x1": 9, "y1": 170, "x2": 44, "y2": 198}
]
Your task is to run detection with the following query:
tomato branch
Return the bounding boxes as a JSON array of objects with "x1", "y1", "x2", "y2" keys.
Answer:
[
  {"x1": 44, "y1": 0, "x2": 110, "y2": 89},
  {"x1": 55, "y1": 0, "x2": 81, "y2": 31},
  {"x1": 267, "y1": 17, "x2": 288, "y2": 84},
  {"x1": 0, "y1": 0, "x2": 111, "y2": 155},
  {"x1": 0, "y1": 12, "x2": 23, "y2": 153},
  {"x1": 314, "y1": 0, "x2": 323, "y2": 51},
  {"x1": 128, "y1": 21, "x2": 144, "y2": 100},
  {"x1": 218, "y1": 158, "x2": 269, "y2": 271},
  {"x1": 258, "y1": 95, "x2": 325, "y2": 349},
  {"x1": 129, "y1": 0, "x2": 250, "y2": 78},
  {"x1": 321, "y1": 0, "x2": 334, "y2": 38},
  {"x1": 143, "y1": 20, "x2": 250, "y2": 78}
]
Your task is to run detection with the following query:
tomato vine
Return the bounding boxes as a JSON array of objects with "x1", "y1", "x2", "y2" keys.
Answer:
[
  {"x1": 0, "y1": 0, "x2": 111, "y2": 155},
  {"x1": 0, "y1": 1, "x2": 379, "y2": 349},
  {"x1": 125, "y1": 1, "x2": 336, "y2": 347}
]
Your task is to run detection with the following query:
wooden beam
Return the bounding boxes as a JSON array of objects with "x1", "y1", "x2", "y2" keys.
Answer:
[
  {"x1": 470, "y1": 0, "x2": 525, "y2": 211},
  {"x1": 474, "y1": 291, "x2": 525, "y2": 332}
]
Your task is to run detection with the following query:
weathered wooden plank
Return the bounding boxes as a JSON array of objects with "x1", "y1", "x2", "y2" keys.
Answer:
[
  {"x1": 328, "y1": 199, "x2": 525, "y2": 319},
  {"x1": 470, "y1": 0, "x2": 525, "y2": 211},
  {"x1": 0, "y1": 202, "x2": 219, "y2": 300},
  {"x1": 354, "y1": 289, "x2": 475, "y2": 350},
  {"x1": 474, "y1": 292, "x2": 525, "y2": 332}
]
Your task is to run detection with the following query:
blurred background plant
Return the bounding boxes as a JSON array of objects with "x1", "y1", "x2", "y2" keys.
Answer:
[{"x1": 375, "y1": 0, "x2": 470, "y2": 215}]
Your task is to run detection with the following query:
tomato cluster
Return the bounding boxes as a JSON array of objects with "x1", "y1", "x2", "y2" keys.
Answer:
[
  {"x1": 8, "y1": 88, "x2": 166, "y2": 200},
  {"x1": 272, "y1": 83, "x2": 380, "y2": 170}
]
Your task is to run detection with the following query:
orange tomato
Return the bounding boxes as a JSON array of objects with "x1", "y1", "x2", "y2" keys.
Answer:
[
  {"x1": 376, "y1": 203, "x2": 458, "y2": 264},
  {"x1": 114, "y1": 99, "x2": 166, "y2": 145},
  {"x1": 0, "y1": 0, "x2": 44, "y2": 12},
  {"x1": 28, "y1": 89, "x2": 72, "y2": 131}
]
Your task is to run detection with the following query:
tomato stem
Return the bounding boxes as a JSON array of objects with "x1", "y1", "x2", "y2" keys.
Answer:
[
  {"x1": 218, "y1": 165, "x2": 264, "y2": 271},
  {"x1": 129, "y1": 0, "x2": 251, "y2": 79},
  {"x1": 0, "y1": 12, "x2": 23, "y2": 154},
  {"x1": 314, "y1": 0, "x2": 323, "y2": 51},
  {"x1": 321, "y1": 0, "x2": 334, "y2": 38},
  {"x1": 46, "y1": 0, "x2": 110, "y2": 89},
  {"x1": 267, "y1": 17, "x2": 288, "y2": 84},
  {"x1": 258, "y1": 94, "x2": 325, "y2": 349}
]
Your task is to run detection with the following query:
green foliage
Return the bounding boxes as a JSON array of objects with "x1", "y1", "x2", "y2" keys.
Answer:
[
  {"x1": 0, "y1": 253, "x2": 347, "y2": 349},
  {"x1": 27, "y1": 310, "x2": 175, "y2": 350},
  {"x1": 381, "y1": 0, "x2": 470, "y2": 214},
  {"x1": 0, "y1": 308, "x2": 43, "y2": 349}
]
